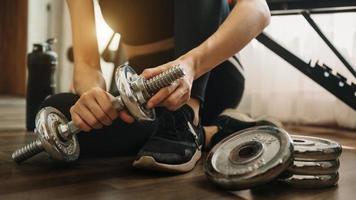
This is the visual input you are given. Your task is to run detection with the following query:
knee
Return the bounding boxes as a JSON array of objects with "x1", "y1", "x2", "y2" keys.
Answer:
[{"x1": 40, "y1": 93, "x2": 79, "y2": 119}]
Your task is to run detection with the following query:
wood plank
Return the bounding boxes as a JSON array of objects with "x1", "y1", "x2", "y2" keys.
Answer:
[{"x1": 1, "y1": 98, "x2": 356, "y2": 199}]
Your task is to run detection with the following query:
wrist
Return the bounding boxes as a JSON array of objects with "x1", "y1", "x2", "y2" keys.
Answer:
[{"x1": 178, "y1": 49, "x2": 203, "y2": 80}]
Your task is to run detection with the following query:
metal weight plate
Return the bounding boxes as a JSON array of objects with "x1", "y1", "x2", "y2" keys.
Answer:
[
  {"x1": 204, "y1": 126, "x2": 293, "y2": 190},
  {"x1": 279, "y1": 173, "x2": 339, "y2": 189},
  {"x1": 291, "y1": 135, "x2": 342, "y2": 161},
  {"x1": 35, "y1": 107, "x2": 80, "y2": 162},
  {"x1": 287, "y1": 160, "x2": 340, "y2": 175},
  {"x1": 115, "y1": 64, "x2": 155, "y2": 121}
]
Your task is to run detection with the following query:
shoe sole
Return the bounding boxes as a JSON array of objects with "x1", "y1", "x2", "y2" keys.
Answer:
[{"x1": 132, "y1": 148, "x2": 202, "y2": 173}]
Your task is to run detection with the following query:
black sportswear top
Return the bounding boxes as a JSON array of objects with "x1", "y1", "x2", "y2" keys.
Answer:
[{"x1": 99, "y1": 0, "x2": 174, "y2": 45}]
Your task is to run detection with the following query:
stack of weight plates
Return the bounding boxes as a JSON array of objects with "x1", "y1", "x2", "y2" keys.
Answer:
[
  {"x1": 204, "y1": 126, "x2": 343, "y2": 190},
  {"x1": 278, "y1": 135, "x2": 342, "y2": 189},
  {"x1": 204, "y1": 126, "x2": 294, "y2": 190}
]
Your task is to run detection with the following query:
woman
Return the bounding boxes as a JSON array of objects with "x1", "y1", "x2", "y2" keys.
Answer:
[{"x1": 41, "y1": 0, "x2": 271, "y2": 173}]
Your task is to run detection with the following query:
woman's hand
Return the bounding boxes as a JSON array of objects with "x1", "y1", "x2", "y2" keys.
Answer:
[
  {"x1": 70, "y1": 87, "x2": 134, "y2": 132},
  {"x1": 71, "y1": 69, "x2": 134, "y2": 132},
  {"x1": 141, "y1": 57, "x2": 196, "y2": 111}
]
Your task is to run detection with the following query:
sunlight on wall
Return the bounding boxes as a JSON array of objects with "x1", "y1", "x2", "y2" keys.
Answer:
[
  {"x1": 93, "y1": 0, "x2": 113, "y2": 52},
  {"x1": 93, "y1": 0, "x2": 121, "y2": 89}
]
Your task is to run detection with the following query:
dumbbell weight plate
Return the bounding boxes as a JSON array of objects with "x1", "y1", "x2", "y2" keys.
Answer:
[
  {"x1": 35, "y1": 107, "x2": 80, "y2": 161},
  {"x1": 204, "y1": 126, "x2": 293, "y2": 190},
  {"x1": 115, "y1": 65, "x2": 155, "y2": 121},
  {"x1": 292, "y1": 135, "x2": 342, "y2": 161},
  {"x1": 279, "y1": 173, "x2": 339, "y2": 189},
  {"x1": 287, "y1": 160, "x2": 340, "y2": 175}
]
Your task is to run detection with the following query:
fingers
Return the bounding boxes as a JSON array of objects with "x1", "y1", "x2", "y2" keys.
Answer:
[
  {"x1": 70, "y1": 111, "x2": 91, "y2": 132},
  {"x1": 144, "y1": 65, "x2": 192, "y2": 111},
  {"x1": 147, "y1": 78, "x2": 191, "y2": 111},
  {"x1": 141, "y1": 65, "x2": 168, "y2": 79},
  {"x1": 70, "y1": 87, "x2": 126, "y2": 133},
  {"x1": 93, "y1": 88, "x2": 118, "y2": 121},
  {"x1": 161, "y1": 83, "x2": 190, "y2": 111},
  {"x1": 119, "y1": 111, "x2": 135, "y2": 124},
  {"x1": 87, "y1": 102, "x2": 112, "y2": 126},
  {"x1": 93, "y1": 88, "x2": 134, "y2": 123},
  {"x1": 71, "y1": 103, "x2": 103, "y2": 130},
  {"x1": 146, "y1": 81, "x2": 179, "y2": 108}
]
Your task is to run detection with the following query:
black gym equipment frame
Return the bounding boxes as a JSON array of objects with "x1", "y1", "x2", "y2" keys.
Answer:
[
  {"x1": 257, "y1": 1, "x2": 356, "y2": 111},
  {"x1": 256, "y1": 33, "x2": 356, "y2": 110},
  {"x1": 241, "y1": 1, "x2": 356, "y2": 111},
  {"x1": 267, "y1": 0, "x2": 356, "y2": 15},
  {"x1": 301, "y1": 11, "x2": 356, "y2": 78}
]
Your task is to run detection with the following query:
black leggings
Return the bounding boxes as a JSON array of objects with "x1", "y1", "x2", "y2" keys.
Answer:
[
  {"x1": 202, "y1": 57, "x2": 245, "y2": 125},
  {"x1": 39, "y1": 58, "x2": 244, "y2": 157}
]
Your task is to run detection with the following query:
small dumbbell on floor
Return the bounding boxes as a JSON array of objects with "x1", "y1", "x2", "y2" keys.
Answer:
[{"x1": 12, "y1": 64, "x2": 184, "y2": 164}]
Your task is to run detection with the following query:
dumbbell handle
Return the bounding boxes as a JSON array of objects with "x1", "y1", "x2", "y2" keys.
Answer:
[{"x1": 58, "y1": 96, "x2": 125, "y2": 140}]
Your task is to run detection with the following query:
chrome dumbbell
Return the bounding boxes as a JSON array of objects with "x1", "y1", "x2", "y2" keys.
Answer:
[{"x1": 12, "y1": 64, "x2": 184, "y2": 163}]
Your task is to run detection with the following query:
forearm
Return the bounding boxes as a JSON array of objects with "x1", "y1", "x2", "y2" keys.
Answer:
[
  {"x1": 72, "y1": 69, "x2": 106, "y2": 95},
  {"x1": 66, "y1": 0, "x2": 105, "y2": 94},
  {"x1": 182, "y1": 0, "x2": 270, "y2": 79}
]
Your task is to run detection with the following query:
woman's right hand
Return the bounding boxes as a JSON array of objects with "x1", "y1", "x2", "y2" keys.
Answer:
[
  {"x1": 70, "y1": 86, "x2": 134, "y2": 132},
  {"x1": 66, "y1": 0, "x2": 135, "y2": 132}
]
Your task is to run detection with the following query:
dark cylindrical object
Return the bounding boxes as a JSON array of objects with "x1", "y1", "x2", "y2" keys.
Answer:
[{"x1": 26, "y1": 39, "x2": 58, "y2": 131}]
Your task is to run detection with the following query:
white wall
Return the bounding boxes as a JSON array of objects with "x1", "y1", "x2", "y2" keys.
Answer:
[
  {"x1": 27, "y1": 0, "x2": 51, "y2": 53},
  {"x1": 57, "y1": 2, "x2": 73, "y2": 92},
  {"x1": 27, "y1": 0, "x2": 66, "y2": 92},
  {"x1": 27, "y1": 0, "x2": 115, "y2": 92}
]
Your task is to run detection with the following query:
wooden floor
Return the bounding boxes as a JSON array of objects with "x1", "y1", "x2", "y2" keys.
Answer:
[{"x1": 0, "y1": 97, "x2": 355, "y2": 200}]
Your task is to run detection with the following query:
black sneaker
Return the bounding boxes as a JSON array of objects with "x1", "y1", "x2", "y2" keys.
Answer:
[
  {"x1": 208, "y1": 110, "x2": 282, "y2": 149},
  {"x1": 133, "y1": 105, "x2": 204, "y2": 173}
]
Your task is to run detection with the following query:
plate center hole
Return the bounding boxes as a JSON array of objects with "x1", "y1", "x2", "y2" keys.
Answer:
[
  {"x1": 229, "y1": 141, "x2": 263, "y2": 164},
  {"x1": 239, "y1": 145, "x2": 256, "y2": 158}
]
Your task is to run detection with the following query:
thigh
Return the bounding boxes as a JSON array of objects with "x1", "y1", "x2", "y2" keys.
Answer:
[
  {"x1": 40, "y1": 93, "x2": 157, "y2": 157},
  {"x1": 202, "y1": 57, "x2": 245, "y2": 125},
  {"x1": 77, "y1": 119, "x2": 157, "y2": 157}
]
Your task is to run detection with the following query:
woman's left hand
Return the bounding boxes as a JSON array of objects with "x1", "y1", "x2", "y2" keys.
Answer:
[{"x1": 141, "y1": 58, "x2": 196, "y2": 111}]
